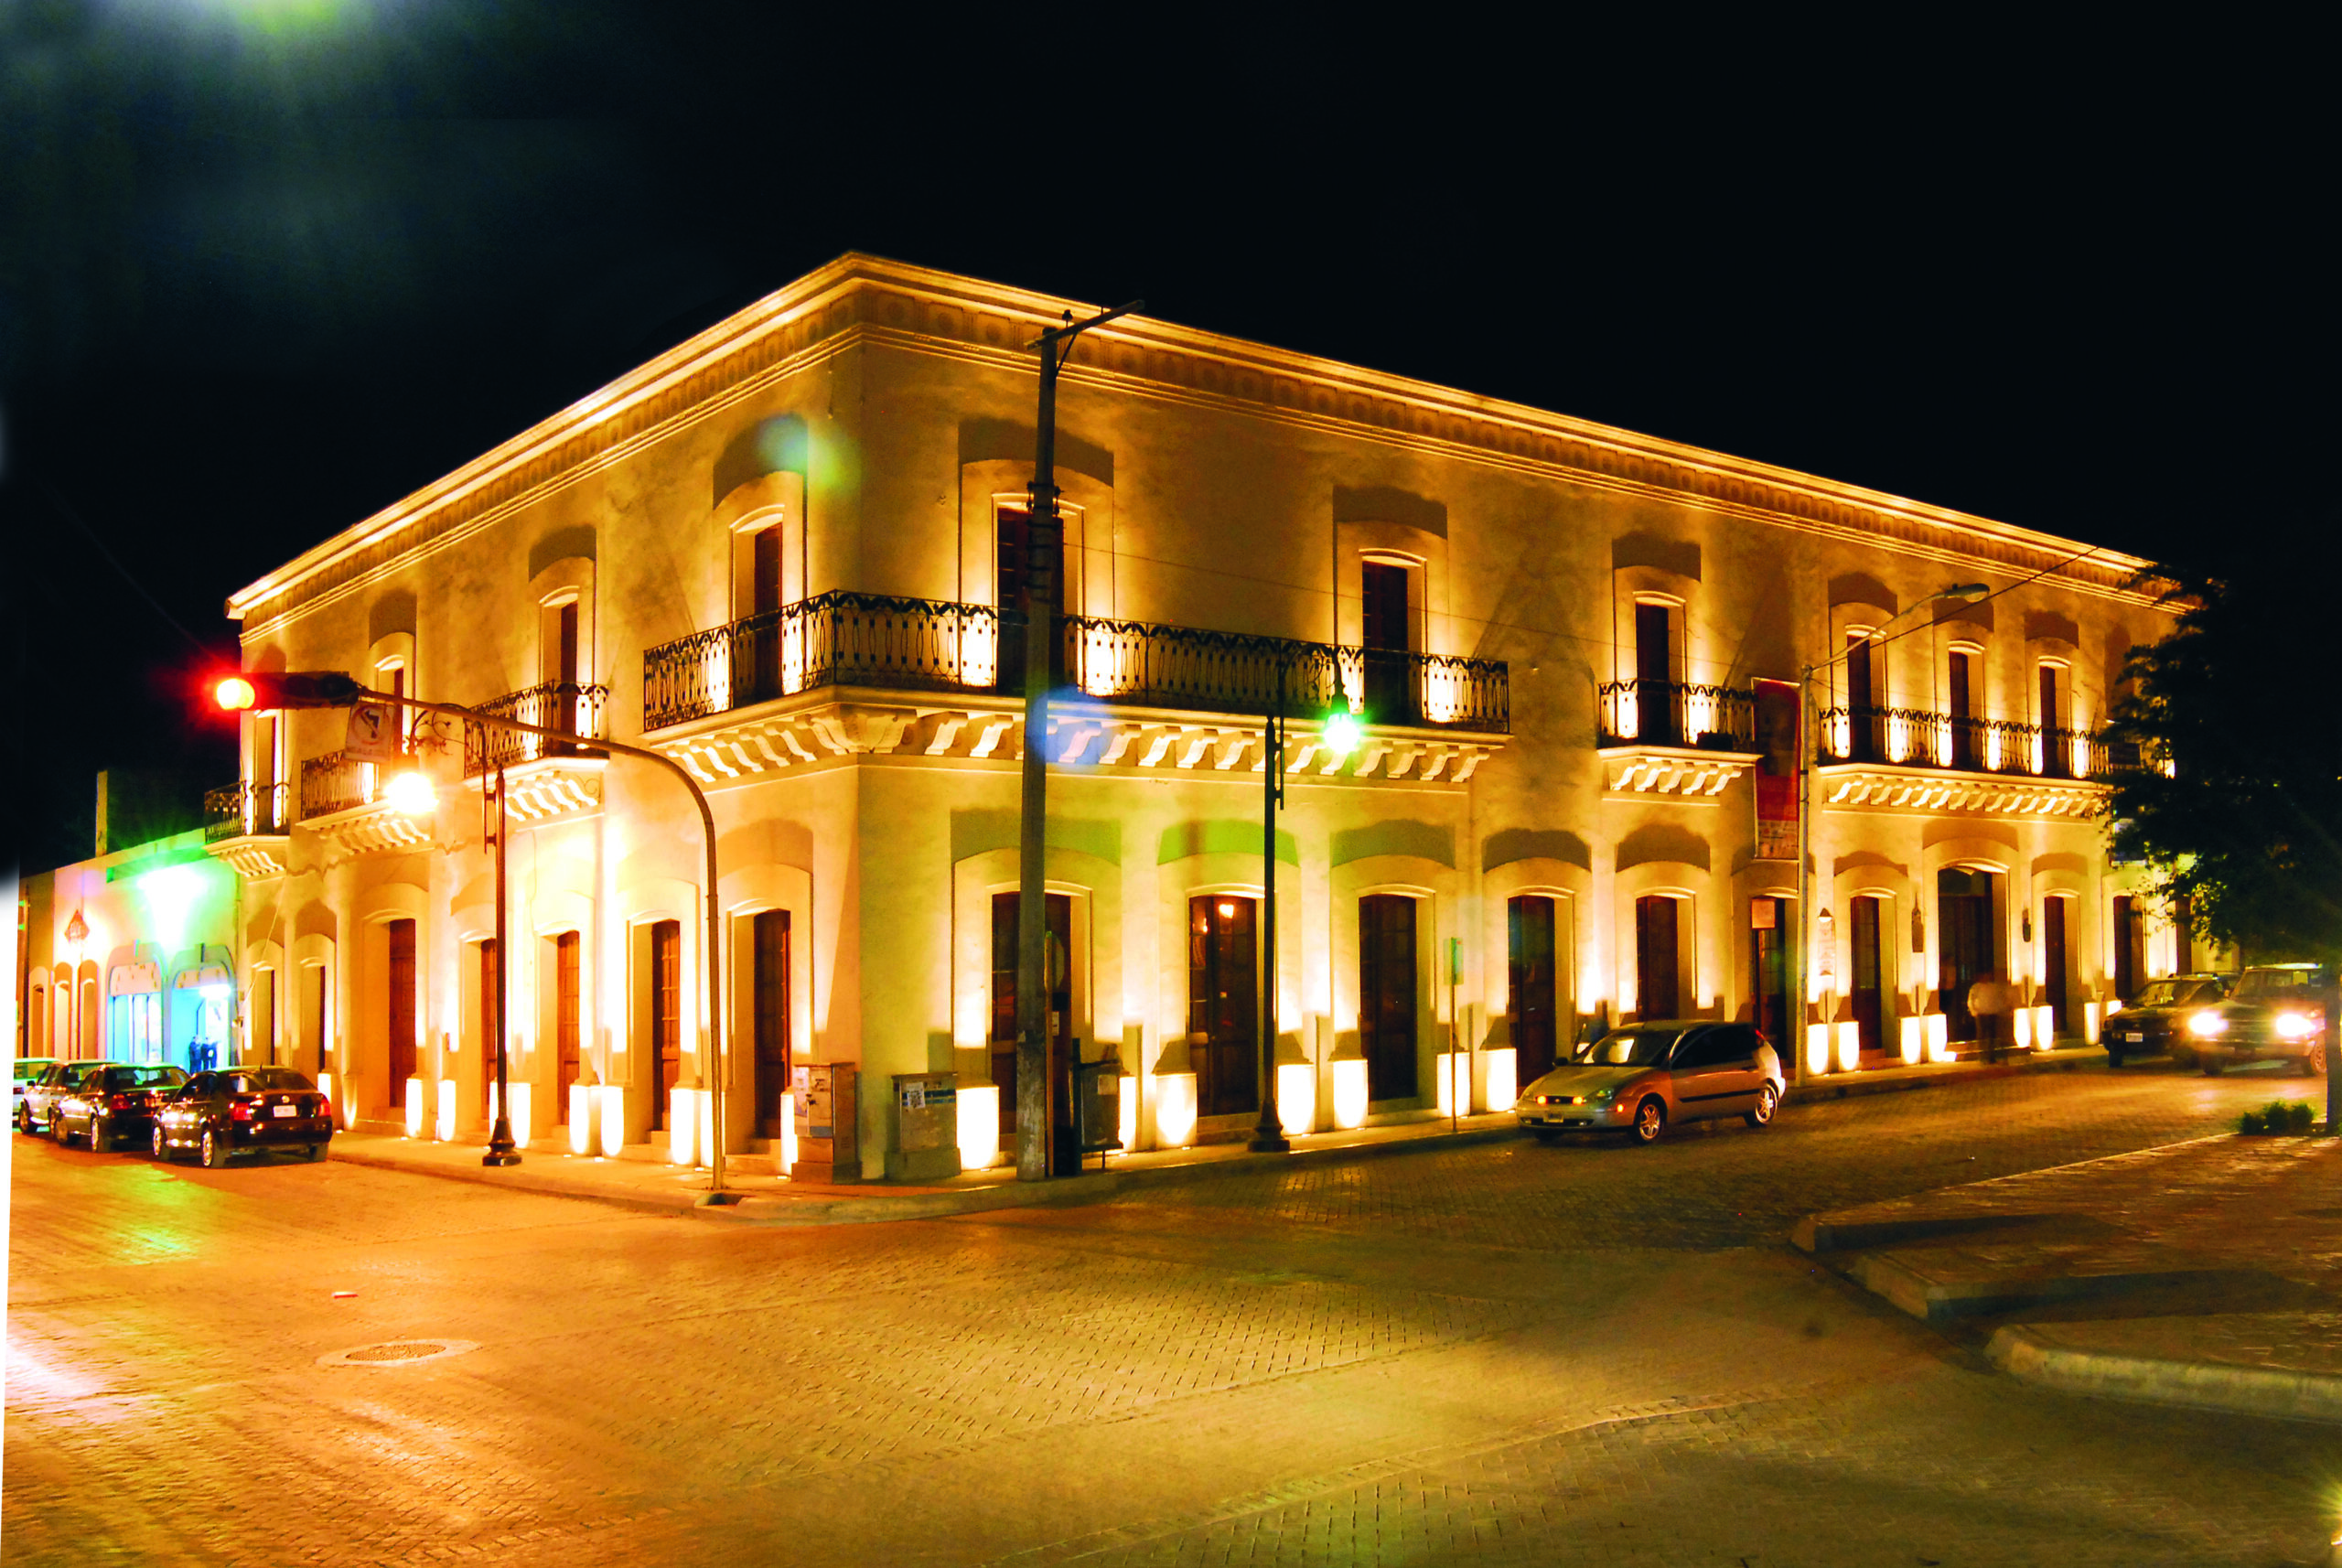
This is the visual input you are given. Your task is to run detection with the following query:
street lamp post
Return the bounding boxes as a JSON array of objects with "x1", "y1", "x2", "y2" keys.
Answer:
[
  {"x1": 483, "y1": 762, "x2": 521, "y2": 1166},
  {"x1": 372, "y1": 690, "x2": 730, "y2": 1193},
  {"x1": 1015, "y1": 299, "x2": 1141, "y2": 1182},
  {"x1": 1792, "y1": 584, "x2": 1988, "y2": 1085}
]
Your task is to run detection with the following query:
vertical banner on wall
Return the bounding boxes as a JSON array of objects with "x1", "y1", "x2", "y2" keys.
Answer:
[{"x1": 1753, "y1": 679, "x2": 1800, "y2": 862}]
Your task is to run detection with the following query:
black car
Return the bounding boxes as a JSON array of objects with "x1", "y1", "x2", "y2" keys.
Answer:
[
  {"x1": 53, "y1": 1063, "x2": 189, "y2": 1150},
  {"x1": 2105, "y1": 972, "x2": 2230, "y2": 1067},
  {"x1": 155, "y1": 1067, "x2": 335, "y2": 1166},
  {"x1": 2184, "y1": 964, "x2": 2341, "y2": 1077}
]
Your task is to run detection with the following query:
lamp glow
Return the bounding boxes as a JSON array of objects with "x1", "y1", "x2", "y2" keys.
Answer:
[
  {"x1": 2189, "y1": 1009, "x2": 2229, "y2": 1038},
  {"x1": 2276, "y1": 1013, "x2": 2315, "y2": 1041},
  {"x1": 384, "y1": 770, "x2": 436, "y2": 816},
  {"x1": 1321, "y1": 710, "x2": 1362, "y2": 757},
  {"x1": 215, "y1": 675, "x2": 257, "y2": 711}
]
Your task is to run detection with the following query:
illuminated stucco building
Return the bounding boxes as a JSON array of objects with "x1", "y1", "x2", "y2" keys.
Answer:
[
  {"x1": 205, "y1": 255, "x2": 2186, "y2": 1176},
  {"x1": 20, "y1": 825, "x2": 241, "y2": 1071}
]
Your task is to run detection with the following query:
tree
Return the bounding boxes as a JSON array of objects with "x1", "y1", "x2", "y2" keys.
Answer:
[{"x1": 2105, "y1": 552, "x2": 2342, "y2": 964}]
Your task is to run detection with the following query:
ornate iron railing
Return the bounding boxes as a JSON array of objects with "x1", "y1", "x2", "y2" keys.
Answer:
[
  {"x1": 298, "y1": 750, "x2": 382, "y2": 819},
  {"x1": 643, "y1": 591, "x2": 1511, "y2": 734},
  {"x1": 463, "y1": 682, "x2": 610, "y2": 777},
  {"x1": 204, "y1": 780, "x2": 289, "y2": 841},
  {"x1": 1596, "y1": 680, "x2": 1756, "y2": 749},
  {"x1": 1817, "y1": 705, "x2": 2114, "y2": 779},
  {"x1": 642, "y1": 592, "x2": 1002, "y2": 729}
]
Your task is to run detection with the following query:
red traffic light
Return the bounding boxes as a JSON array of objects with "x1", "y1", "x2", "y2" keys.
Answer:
[{"x1": 208, "y1": 671, "x2": 363, "y2": 713}]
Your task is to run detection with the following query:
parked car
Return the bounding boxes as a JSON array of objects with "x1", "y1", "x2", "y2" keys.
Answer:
[
  {"x1": 154, "y1": 1067, "x2": 334, "y2": 1166},
  {"x1": 12, "y1": 1058, "x2": 57, "y2": 1130},
  {"x1": 1514, "y1": 1021, "x2": 1786, "y2": 1144},
  {"x1": 2105, "y1": 972, "x2": 2230, "y2": 1067},
  {"x1": 52, "y1": 1064, "x2": 189, "y2": 1150},
  {"x1": 2185, "y1": 964, "x2": 2340, "y2": 1076},
  {"x1": 20, "y1": 1060, "x2": 112, "y2": 1136}
]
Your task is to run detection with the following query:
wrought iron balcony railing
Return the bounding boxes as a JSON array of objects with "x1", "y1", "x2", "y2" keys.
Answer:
[
  {"x1": 642, "y1": 590, "x2": 1510, "y2": 734},
  {"x1": 204, "y1": 780, "x2": 289, "y2": 842},
  {"x1": 463, "y1": 682, "x2": 610, "y2": 777},
  {"x1": 1596, "y1": 680, "x2": 1756, "y2": 750},
  {"x1": 297, "y1": 743, "x2": 416, "y2": 820},
  {"x1": 1817, "y1": 704, "x2": 2114, "y2": 779}
]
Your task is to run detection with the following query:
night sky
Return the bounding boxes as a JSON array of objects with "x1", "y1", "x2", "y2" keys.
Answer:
[{"x1": 5, "y1": 5, "x2": 2326, "y2": 876}]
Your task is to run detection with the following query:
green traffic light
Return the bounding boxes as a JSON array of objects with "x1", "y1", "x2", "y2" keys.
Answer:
[{"x1": 1321, "y1": 709, "x2": 1362, "y2": 757}]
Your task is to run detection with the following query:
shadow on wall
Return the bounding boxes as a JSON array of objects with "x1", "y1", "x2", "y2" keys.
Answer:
[
  {"x1": 1617, "y1": 822, "x2": 1710, "y2": 874},
  {"x1": 958, "y1": 417, "x2": 1114, "y2": 487},
  {"x1": 1483, "y1": 828, "x2": 1591, "y2": 874},
  {"x1": 1331, "y1": 821, "x2": 1454, "y2": 868}
]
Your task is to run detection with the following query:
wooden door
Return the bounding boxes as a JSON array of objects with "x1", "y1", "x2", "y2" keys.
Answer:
[
  {"x1": 750, "y1": 526, "x2": 784, "y2": 701},
  {"x1": 2043, "y1": 898, "x2": 2069, "y2": 1036},
  {"x1": 1635, "y1": 896, "x2": 1681, "y2": 1020},
  {"x1": 478, "y1": 938, "x2": 500, "y2": 1116},
  {"x1": 306, "y1": 964, "x2": 328, "y2": 1080},
  {"x1": 752, "y1": 910, "x2": 790, "y2": 1137},
  {"x1": 991, "y1": 893, "x2": 1074, "y2": 1135},
  {"x1": 1635, "y1": 602, "x2": 1678, "y2": 742},
  {"x1": 1850, "y1": 896, "x2": 1884, "y2": 1054},
  {"x1": 386, "y1": 919, "x2": 416, "y2": 1107},
  {"x1": 1750, "y1": 897, "x2": 1792, "y2": 1055},
  {"x1": 1360, "y1": 562, "x2": 1413, "y2": 723},
  {"x1": 650, "y1": 920, "x2": 682, "y2": 1131},
  {"x1": 994, "y1": 507, "x2": 1066, "y2": 690},
  {"x1": 1948, "y1": 650, "x2": 1976, "y2": 769},
  {"x1": 1189, "y1": 897, "x2": 1260, "y2": 1117},
  {"x1": 553, "y1": 932, "x2": 580, "y2": 1124},
  {"x1": 2112, "y1": 896, "x2": 2141, "y2": 1000},
  {"x1": 1359, "y1": 895, "x2": 1418, "y2": 1101},
  {"x1": 1507, "y1": 896, "x2": 1558, "y2": 1084},
  {"x1": 1845, "y1": 633, "x2": 1877, "y2": 760},
  {"x1": 1938, "y1": 869, "x2": 1993, "y2": 1040}
]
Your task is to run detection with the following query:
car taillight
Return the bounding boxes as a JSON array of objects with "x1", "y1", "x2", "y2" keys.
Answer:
[
  {"x1": 230, "y1": 1100, "x2": 255, "y2": 1121},
  {"x1": 110, "y1": 1094, "x2": 137, "y2": 1112},
  {"x1": 309, "y1": 1094, "x2": 330, "y2": 1117}
]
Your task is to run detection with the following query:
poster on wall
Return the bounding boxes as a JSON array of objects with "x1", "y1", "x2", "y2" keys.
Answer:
[{"x1": 1753, "y1": 678, "x2": 1799, "y2": 862}]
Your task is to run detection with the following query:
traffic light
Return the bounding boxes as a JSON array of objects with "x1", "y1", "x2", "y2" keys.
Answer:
[{"x1": 211, "y1": 671, "x2": 363, "y2": 712}]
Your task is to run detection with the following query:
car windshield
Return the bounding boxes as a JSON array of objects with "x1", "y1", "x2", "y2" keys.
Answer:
[
  {"x1": 2235, "y1": 968, "x2": 2334, "y2": 1001},
  {"x1": 1573, "y1": 1027, "x2": 1683, "y2": 1068},
  {"x1": 13, "y1": 1061, "x2": 51, "y2": 1083},
  {"x1": 220, "y1": 1069, "x2": 316, "y2": 1093},
  {"x1": 2129, "y1": 980, "x2": 2194, "y2": 1008},
  {"x1": 102, "y1": 1066, "x2": 186, "y2": 1091}
]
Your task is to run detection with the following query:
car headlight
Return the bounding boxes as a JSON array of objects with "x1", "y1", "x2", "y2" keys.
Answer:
[
  {"x1": 2276, "y1": 1013, "x2": 2315, "y2": 1041},
  {"x1": 1592, "y1": 1087, "x2": 1617, "y2": 1102},
  {"x1": 2188, "y1": 1010, "x2": 2229, "y2": 1039}
]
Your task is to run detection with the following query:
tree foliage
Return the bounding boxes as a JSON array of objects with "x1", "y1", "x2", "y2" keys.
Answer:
[{"x1": 2106, "y1": 553, "x2": 2342, "y2": 963}]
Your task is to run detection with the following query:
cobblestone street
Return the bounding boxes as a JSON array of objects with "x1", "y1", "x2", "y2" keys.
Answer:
[{"x1": 9, "y1": 1063, "x2": 2340, "y2": 1566}]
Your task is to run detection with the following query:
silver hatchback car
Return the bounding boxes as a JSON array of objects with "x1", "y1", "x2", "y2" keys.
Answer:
[{"x1": 1515, "y1": 1021, "x2": 1786, "y2": 1144}]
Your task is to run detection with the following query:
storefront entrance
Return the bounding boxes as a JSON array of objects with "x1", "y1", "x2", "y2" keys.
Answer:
[
  {"x1": 1508, "y1": 896, "x2": 1559, "y2": 1084},
  {"x1": 993, "y1": 893, "x2": 1075, "y2": 1136},
  {"x1": 1359, "y1": 895, "x2": 1418, "y2": 1101},
  {"x1": 1938, "y1": 870, "x2": 1996, "y2": 1042},
  {"x1": 1189, "y1": 896, "x2": 1259, "y2": 1117}
]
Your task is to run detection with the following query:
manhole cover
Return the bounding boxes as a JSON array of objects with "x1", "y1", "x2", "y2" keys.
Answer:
[{"x1": 317, "y1": 1338, "x2": 478, "y2": 1368}]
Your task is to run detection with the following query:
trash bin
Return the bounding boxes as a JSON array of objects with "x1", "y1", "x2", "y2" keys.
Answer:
[
  {"x1": 790, "y1": 1062, "x2": 858, "y2": 1185},
  {"x1": 1071, "y1": 1055, "x2": 1124, "y2": 1169}
]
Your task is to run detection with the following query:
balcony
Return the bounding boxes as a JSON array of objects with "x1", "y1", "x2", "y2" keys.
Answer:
[
  {"x1": 1816, "y1": 705, "x2": 2123, "y2": 819},
  {"x1": 462, "y1": 682, "x2": 611, "y2": 821},
  {"x1": 201, "y1": 781, "x2": 291, "y2": 877},
  {"x1": 1595, "y1": 680, "x2": 1762, "y2": 798},
  {"x1": 298, "y1": 747, "x2": 435, "y2": 854},
  {"x1": 641, "y1": 591, "x2": 1509, "y2": 784}
]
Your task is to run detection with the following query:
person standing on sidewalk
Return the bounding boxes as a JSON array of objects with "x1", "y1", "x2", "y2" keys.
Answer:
[{"x1": 1968, "y1": 972, "x2": 2011, "y2": 1064}]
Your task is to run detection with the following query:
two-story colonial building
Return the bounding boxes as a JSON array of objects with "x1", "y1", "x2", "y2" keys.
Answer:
[{"x1": 208, "y1": 254, "x2": 2187, "y2": 1178}]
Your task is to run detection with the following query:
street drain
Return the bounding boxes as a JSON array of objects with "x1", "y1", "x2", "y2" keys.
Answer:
[{"x1": 317, "y1": 1338, "x2": 478, "y2": 1368}]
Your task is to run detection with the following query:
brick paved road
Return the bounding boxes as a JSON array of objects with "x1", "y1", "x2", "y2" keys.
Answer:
[{"x1": 8, "y1": 1062, "x2": 2337, "y2": 1567}]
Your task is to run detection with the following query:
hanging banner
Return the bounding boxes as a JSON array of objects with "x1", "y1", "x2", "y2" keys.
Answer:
[{"x1": 1753, "y1": 678, "x2": 1800, "y2": 862}]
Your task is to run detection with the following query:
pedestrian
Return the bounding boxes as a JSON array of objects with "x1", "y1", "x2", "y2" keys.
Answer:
[{"x1": 1967, "y1": 972, "x2": 2009, "y2": 1064}]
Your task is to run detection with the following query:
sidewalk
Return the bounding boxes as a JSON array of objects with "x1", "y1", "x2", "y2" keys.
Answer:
[
  {"x1": 328, "y1": 1042, "x2": 2102, "y2": 1225},
  {"x1": 1797, "y1": 1131, "x2": 2342, "y2": 1424}
]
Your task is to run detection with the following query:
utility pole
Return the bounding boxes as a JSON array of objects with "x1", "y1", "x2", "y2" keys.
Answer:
[
  {"x1": 1016, "y1": 299, "x2": 1141, "y2": 1182},
  {"x1": 483, "y1": 762, "x2": 520, "y2": 1166},
  {"x1": 1250, "y1": 659, "x2": 1293, "y2": 1154}
]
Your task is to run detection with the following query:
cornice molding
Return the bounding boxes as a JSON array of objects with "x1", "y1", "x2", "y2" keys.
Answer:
[{"x1": 229, "y1": 253, "x2": 2164, "y2": 634}]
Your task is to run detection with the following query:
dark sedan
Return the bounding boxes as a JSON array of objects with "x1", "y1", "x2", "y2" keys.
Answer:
[
  {"x1": 53, "y1": 1064, "x2": 188, "y2": 1150},
  {"x1": 155, "y1": 1067, "x2": 335, "y2": 1166},
  {"x1": 2106, "y1": 972, "x2": 2230, "y2": 1067}
]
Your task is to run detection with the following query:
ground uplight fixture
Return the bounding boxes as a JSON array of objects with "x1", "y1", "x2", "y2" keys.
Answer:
[{"x1": 384, "y1": 770, "x2": 436, "y2": 817}]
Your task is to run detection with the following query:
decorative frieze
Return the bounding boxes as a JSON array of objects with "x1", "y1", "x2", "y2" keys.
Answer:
[
  {"x1": 203, "y1": 835, "x2": 289, "y2": 880},
  {"x1": 1599, "y1": 745, "x2": 1761, "y2": 799},
  {"x1": 1817, "y1": 764, "x2": 2108, "y2": 820}
]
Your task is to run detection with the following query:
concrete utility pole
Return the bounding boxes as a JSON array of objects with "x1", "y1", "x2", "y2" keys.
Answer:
[{"x1": 1015, "y1": 300, "x2": 1141, "y2": 1182}]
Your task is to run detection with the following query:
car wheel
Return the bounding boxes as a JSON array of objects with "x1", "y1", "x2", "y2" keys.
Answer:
[
  {"x1": 304, "y1": 1141, "x2": 328, "y2": 1163},
  {"x1": 1631, "y1": 1097, "x2": 1667, "y2": 1144},
  {"x1": 2303, "y1": 1050, "x2": 2329, "y2": 1079},
  {"x1": 88, "y1": 1115, "x2": 108, "y2": 1152},
  {"x1": 2200, "y1": 1057, "x2": 2224, "y2": 1077},
  {"x1": 152, "y1": 1122, "x2": 170, "y2": 1161},
  {"x1": 1744, "y1": 1082, "x2": 1779, "y2": 1129},
  {"x1": 48, "y1": 1110, "x2": 65, "y2": 1143},
  {"x1": 200, "y1": 1127, "x2": 229, "y2": 1169},
  {"x1": 2106, "y1": 1047, "x2": 2125, "y2": 1069},
  {"x1": 14, "y1": 1103, "x2": 28, "y2": 1133}
]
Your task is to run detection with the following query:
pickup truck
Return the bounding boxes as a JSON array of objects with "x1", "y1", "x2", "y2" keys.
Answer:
[{"x1": 2184, "y1": 963, "x2": 2339, "y2": 1077}]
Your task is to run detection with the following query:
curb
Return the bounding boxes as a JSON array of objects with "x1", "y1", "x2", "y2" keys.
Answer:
[
  {"x1": 325, "y1": 1144, "x2": 704, "y2": 1217},
  {"x1": 1986, "y1": 1324, "x2": 2342, "y2": 1426}
]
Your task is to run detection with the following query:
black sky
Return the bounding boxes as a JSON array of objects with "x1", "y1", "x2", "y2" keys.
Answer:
[{"x1": 5, "y1": 5, "x2": 2329, "y2": 875}]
